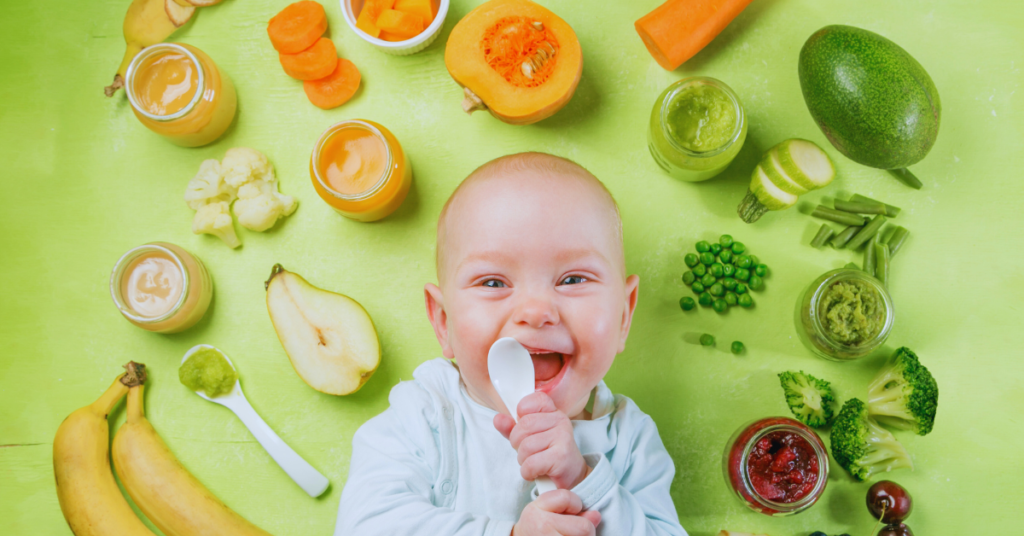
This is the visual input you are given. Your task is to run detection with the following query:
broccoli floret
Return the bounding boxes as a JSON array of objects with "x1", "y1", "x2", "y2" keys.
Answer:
[
  {"x1": 867, "y1": 347, "x2": 938, "y2": 435},
  {"x1": 778, "y1": 371, "x2": 836, "y2": 427},
  {"x1": 830, "y1": 398, "x2": 914, "y2": 481}
]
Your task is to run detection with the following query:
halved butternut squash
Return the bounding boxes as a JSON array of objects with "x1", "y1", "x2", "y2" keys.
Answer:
[{"x1": 444, "y1": 0, "x2": 582, "y2": 125}]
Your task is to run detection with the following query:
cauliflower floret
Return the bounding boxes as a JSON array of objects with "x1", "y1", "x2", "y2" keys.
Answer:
[
  {"x1": 221, "y1": 147, "x2": 273, "y2": 189},
  {"x1": 184, "y1": 159, "x2": 236, "y2": 210},
  {"x1": 233, "y1": 179, "x2": 298, "y2": 232},
  {"x1": 192, "y1": 201, "x2": 241, "y2": 248}
]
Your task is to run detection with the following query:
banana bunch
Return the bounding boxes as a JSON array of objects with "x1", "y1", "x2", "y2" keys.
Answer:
[
  {"x1": 53, "y1": 362, "x2": 273, "y2": 536},
  {"x1": 104, "y1": 0, "x2": 224, "y2": 97}
]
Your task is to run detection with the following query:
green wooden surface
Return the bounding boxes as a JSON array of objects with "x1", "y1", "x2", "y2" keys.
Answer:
[{"x1": 2, "y1": 0, "x2": 1022, "y2": 534}]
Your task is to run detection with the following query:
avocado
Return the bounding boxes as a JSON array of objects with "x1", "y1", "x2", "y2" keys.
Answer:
[{"x1": 798, "y1": 25, "x2": 940, "y2": 170}]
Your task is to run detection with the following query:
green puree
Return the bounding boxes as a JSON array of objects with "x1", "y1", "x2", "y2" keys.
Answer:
[
  {"x1": 179, "y1": 347, "x2": 237, "y2": 397},
  {"x1": 665, "y1": 83, "x2": 738, "y2": 152},
  {"x1": 820, "y1": 280, "x2": 885, "y2": 345}
]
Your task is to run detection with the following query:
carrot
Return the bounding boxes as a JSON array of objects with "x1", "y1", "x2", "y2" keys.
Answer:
[
  {"x1": 635, "y1": 0, "x2": 754, "y2": 71},
  {"x1": 376, "y1": 9, "x2": 423, "y2": 39},
  {"x1": 268, "y1": 1, "x2": 328, "y2": 54},
  {"x1": 280, "y1": 37, "x2": 339, "y2": 80},
  {"x1": 304, "y1": 59, "x2": 361, "y2": 109}
]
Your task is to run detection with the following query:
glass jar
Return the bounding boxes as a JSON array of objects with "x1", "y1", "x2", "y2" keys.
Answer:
[
  {"x1": 797, "y1": 268, "x2": 894, "y2": 361},
  {"x1": 723, "y1": 417, "x2": 829, "y2": 516},
  {"x1": 110, "y1": 242, "x2": 213, "y2": 333},
  {"x1": 647, "y1": 77, "x2": 747, "y2": 182},
  {"x1": 125, "y1": 43, "x2": 237, "y2": 147},
  {"x1": 310, "y1": 120, "x2": 412, "y2": 222}
]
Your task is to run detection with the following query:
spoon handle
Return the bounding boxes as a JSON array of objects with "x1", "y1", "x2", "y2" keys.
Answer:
[{"x1": 227, "y1": 395, "x2": 330, "y2": 498}]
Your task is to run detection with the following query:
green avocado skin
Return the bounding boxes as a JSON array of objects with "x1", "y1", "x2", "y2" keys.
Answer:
[{"x1": 799, "y1": 25, "x2": 941, "y2": 170}]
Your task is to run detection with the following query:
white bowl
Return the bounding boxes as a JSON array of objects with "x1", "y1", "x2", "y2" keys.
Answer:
[{"x1": 341, "y1": 0, "x2": 450, "y2": 56}]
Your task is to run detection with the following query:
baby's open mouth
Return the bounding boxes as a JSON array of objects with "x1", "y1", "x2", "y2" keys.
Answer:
[{"x1": 531, "y1": 352, "x2": 565, "y2": 384}]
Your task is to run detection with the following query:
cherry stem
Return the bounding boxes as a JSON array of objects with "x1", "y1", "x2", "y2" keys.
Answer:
[{"x1": 866, "y1": 503, "x2": 887, "y2": 536}]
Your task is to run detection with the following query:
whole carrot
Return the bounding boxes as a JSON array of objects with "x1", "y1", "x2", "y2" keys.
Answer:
[{"x1": 635, "y1": 0, "x2": 755, "y2": 71}]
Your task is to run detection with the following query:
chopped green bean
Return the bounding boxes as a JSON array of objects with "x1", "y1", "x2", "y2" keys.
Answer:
[
  {"x1": 700, "y1": 334, "x2": 716, "y2": 346},
  {"x1": 695, "y1": 241, "x2": 711, "y2": 252},
  {"x1": 713, "y1": 299, "x2": 728, "y2": 313},
  {"x1": 874, "y1": 242, "x2": 891, "y2": 287},
  {"x1": 719, "y1": 234, "x2": 734, "y2": 247},
  {"x1": 684, "y1": 253, "x2": 699, "y2": 267},
  {"x1": 851, "y1": 194, "x2": 901, "y2": 217},
  {"x1": 830, "y1": 225, "x2": 862, "y2": 249},
  {"x1": 846, "y1": 215, "x2": 888, "y2": 250},
  {"x1": 731, "y1": 341, "x2": 745, "y2": 355},
  {"x1": 693, "y1": 263, "x2": 706, "y2": 277},
  {"x1": 699, "y1": 292, "x2": 713, "y2": 306},
  {"x1": 889, "y1": 168, "x2": 923, "y2": 190},
  {"x1": 812, "y1": 205, "x2": 868, "y2": 226},
  {"x1": 834, "y1": 199, "x2": 888, "y2": 215},
  {"x1": 682, "y1": 271, "x2": 696, "y2": 285},
  {"x1": 887, "y1": 226, "x2": 910, "y2": 258},
  {"x1": 863, "y1": 234, "x2": 877, "y2": 277},
  {"x1": 679, "y1": 297, "x2": 696, "y2": 311},
  {"x1": 811, "y1": 224, "x2": 835, "y2": 248}
]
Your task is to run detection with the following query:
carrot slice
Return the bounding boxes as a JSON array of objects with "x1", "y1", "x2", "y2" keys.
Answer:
[
  {"x1": 304, "y1": 59, "x2": 361, "y2": 109},
  {"x1": 376, "y1": 9, "x2": 423, "y2": 39},
  {"x1": 395, "y1": 0, "x2": 433, "y2": 27},
  {"x1": 280, "y1": 38, "x2": 339, "y2": 80},
  {"x1": 635, "y1": 0, "x2": 754, "y2": 70},
  {"x1": 268, "y1": 1, "x2": 328, "y2": 54}
]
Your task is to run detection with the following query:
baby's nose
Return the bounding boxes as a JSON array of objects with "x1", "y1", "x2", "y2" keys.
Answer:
[{"x1": 512, "y1": 294, "x2": 560, "y2": 328}]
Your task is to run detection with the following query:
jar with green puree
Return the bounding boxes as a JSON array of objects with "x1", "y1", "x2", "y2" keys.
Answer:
[
  {"x1": 797, "y1": 268, "x2": 894, "y2": 361},
  {"x1": 648, "y1": 77, "x2": 747, "y2": 182}
]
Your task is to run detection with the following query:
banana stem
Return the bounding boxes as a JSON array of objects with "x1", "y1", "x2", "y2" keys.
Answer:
[
  {"x1": 126, "y1": 383, "x2": 147, "y2": 423},
  {"x1": 90, "y1": 378, "x2": 131, "y2": 416}
]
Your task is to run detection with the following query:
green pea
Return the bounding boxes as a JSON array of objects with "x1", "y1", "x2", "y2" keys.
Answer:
[
  {"x1": 710, "y1": 263, "x2": 724, "y2": 278},
  {"x1": 748, "y1": 275, "x2": 764, "y2": 290},
  {"x1": 738, "y1": 294, "x2": 754, "y2": 308},
  {"x1": 748, "y1": 255, "x2": 760, "y2": 266},
  {"x1": 710, "y1": 243, "x2": 723, "y2": 255},
  {"x1": 754, "y1": 264, "x2": 768, "y2": 277},
  {"x1": 701, "y1": 273, "x2": 717, "y2": 286},
  {"x1": 725, "y1": 292, "x2": 738, "y2": 306},
  {"x1": 736, "y1": 268, "x2": 750, "y2": 281},
  {"x1": 731, "y1": 341, "x2": 745, "y2": 355},
  {"x1": 698, "y1": 292, "x2": 713, "y2": 306},
  {"x1": 735, "y1": 255, "x2": 752, "y2": 269},
  {"x1": 719, "y1": 249, "x2": 733, "y2": 263},
  {"x1": 722, "y1": 264, "x2": 736, "y2": 277},
  {"x1": 735, "y1": 283, "x2": 748, "y2": 294},
  {"x1": 719, "y1": 234, "x2": 734, "y2": 247},
  {"x1": 700, "y1": 252, "x2": 715, "y2": 265},
  {"x1": 700, "y1": 333, "x2": 715, "y2": 346},
  {"x1": 713, "y1": 299, "x2": 728, "y2": 313},
  {"x1": 693, "y1": 264, "x2": 707, "y2": 278},
  {"x1": 709, "y1": 283, "x2": 724, "y2": 297},
  {"x1": 679, "y1": 297, "x2": 696, "y2": 311},
  {"x1": 691, "y1": 281, "x2": 705, "y2": 294},
  {"x1": 684, "y1": 253, "x2": 699, "y2": 267},
  {"x1": 682, "y1": 271, "x2": 696, "y2": 285},
  {"x1": 695, "y1": 241, "x2": 711, "y2": 253},
  {"x1": 722, "y1": 277, "x2": 737, "y2": 290},
  {"x1": 731, "y1": 242, "x2": 746, "y2": 254}
]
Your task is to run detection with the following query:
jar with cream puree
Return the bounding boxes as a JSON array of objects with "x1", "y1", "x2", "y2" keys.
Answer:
[{"x1": 110, "y1": 242, "x2": 213, "y2": 333}]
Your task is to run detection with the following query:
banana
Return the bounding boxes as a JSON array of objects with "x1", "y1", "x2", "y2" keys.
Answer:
[
  {"x1": 53, "y1": 363, "x2": 157, "y2": 536},
  {"x1": 105, "y1": 0, "x2": 195, "y2": 97},
  {"x1": 112, "y1": 362, "x2": 273, "y2": 536}
]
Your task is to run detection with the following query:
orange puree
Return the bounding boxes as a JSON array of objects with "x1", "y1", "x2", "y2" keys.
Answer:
[
  {"x1": 133, "y1": 51, "x2": 199, "y2": 116},
  {"x1": 320, "y1": 127, "x2": 388, "y2": 195}
]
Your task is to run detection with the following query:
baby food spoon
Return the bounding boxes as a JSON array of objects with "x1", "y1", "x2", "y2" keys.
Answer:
[
  {"x1": 181, "y1": 344, "x2": 329, "y2": 498},
  {"x1": 488, "y1": 337, "x2": 557, "y2": 494}
]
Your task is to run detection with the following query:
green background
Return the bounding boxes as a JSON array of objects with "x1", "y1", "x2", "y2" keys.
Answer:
[{"x1": 2, "y1": 0, "x2": 1022, "y2": 534}]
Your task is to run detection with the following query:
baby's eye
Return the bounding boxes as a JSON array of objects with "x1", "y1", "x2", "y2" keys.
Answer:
[
  {"x1": 482, "y1": 279, "x2": 507, "y2": 288},
  {"x1": 559, "y1": 275, "x2": 588, "y2": 285}
]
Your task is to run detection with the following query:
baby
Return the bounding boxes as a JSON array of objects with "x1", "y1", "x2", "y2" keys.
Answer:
[{"x1": 336, "y1": 153, "x2": 685, "y2": 536}]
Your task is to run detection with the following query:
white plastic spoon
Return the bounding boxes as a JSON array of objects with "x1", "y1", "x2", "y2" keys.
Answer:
[
  {"x1": 181, "y1": 344, "x2": 329, "y2": 498},
  {"x1": 487, "y1": 337, "x2": 557, "y2": 494}
]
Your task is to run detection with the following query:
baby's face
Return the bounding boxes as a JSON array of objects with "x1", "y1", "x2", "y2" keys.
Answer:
[{"x1": 426, "y1": 172, "x2": 639, "y2": 419}]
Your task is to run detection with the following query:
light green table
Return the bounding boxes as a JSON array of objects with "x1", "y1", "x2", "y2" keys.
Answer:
[{"x1": 2, "y1": 0, "x2": 1022, "y2": 534}]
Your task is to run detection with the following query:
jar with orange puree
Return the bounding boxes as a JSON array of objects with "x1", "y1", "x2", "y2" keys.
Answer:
[
  {"x1": 125, "y1": 43, "x2": 236, "y2": 147},
  {"x1": 311, "y1": 120, "x2": 412, "y2": 222}
]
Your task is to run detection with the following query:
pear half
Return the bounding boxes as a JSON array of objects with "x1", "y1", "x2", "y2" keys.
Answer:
[{"x1": 265, "y1": 264, "x2": 380, "y2": 395}]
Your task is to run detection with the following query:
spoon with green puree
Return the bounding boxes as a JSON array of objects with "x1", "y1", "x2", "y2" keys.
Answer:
[{"x1": 179, "y1": 344, "x2": 330, "y2": 498}]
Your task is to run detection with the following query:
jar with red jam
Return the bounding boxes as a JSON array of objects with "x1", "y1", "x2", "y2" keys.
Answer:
[{"x1": 723, "y1": 417, "x2": 829, "y2": 516}]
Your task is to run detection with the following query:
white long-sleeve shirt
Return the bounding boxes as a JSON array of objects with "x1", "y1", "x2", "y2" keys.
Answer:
[{"x1": 335, "y1": 358, "x2": 686, "y2": 536}]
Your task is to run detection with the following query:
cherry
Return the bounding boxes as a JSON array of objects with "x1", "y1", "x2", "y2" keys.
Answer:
[
  {"x1": 878, "y1": 523, "x2": 914, "y2": 536},
  {"x1": 866, "y1": 480, "x2": 912, "y2": 523}
]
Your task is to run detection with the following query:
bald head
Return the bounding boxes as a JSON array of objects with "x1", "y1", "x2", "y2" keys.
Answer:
[{"x1": 436, "y1": 152, "x2": 622, "y2": 284}]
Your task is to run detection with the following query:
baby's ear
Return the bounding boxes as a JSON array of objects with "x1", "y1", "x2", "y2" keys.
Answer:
[
  {"x1": 424, "y1": 284, "x2": 454, "y2": 359},
  {"x1": 618, "y1": 275, "x2": 640, "y2": 353}
]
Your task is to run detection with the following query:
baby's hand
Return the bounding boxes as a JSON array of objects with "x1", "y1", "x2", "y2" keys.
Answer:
[
  {"x1": 494, "y1": 392, "x2": 590, "y2": 490},
  {"x1": 512, "y1": 489, "x2": 601, "y2": 536}
]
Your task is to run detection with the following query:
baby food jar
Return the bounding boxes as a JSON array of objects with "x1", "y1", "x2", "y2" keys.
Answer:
[
  {"x1": 648, "y1": 77, "x2": 747, "y2": 182},
  {"x1": 125, "y1": 43, "x2": 237, "y2": 147},
  {"x1": 797, "y1": 268, "x2": 894, "y2": 361},
  {"x1": 723, "y1": 417, "x2": 829, "y2": 516},
  {"x1": 310, "y1": 120, "x2": 413, "y2": 222},
  {"x1": 110, "y1": 242, "x2": 213, "y2": 333}
]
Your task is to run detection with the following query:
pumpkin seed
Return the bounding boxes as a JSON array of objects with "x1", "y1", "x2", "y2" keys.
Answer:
[
  {"x1": 532, "y1": 21, "x2": 544, "y2": 31},
  {"x1": 521, "y1": 61, "x2": 534, "y2": 79}
]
